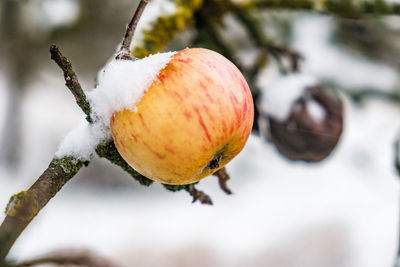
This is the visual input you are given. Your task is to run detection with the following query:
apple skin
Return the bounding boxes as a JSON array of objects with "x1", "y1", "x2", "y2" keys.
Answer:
[{"x1": 110, "y1": 48, "x2": 254, "y2": 185}]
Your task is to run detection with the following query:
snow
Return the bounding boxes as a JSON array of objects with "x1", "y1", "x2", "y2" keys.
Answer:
[
  {"x1": 55, "y1": 51, "x2": 176, "y2": 160},
  {"x1": 307, "y1": 99, "x2": 326, "y2": 123},
  {"x1": 54, "y1": 121, "x2": 98, "y2": 160},
  {"x1": 259, "y1": 73, "x2": 318, "y2": 121},
  {"x1": 130, "y1": 0, "x2": 177, "y2": 50},
  {"x1": 293, "y1": 16, "x2": 399, "y2": 91},
  {"x1": 41, "y1": 0, "x2": 80, "y2": 28},
  {"x1": 1, "y1": 8, "x2": 400, "y2": 267},
  {"x1": 2, "y1": 99, "x2": 399, "y2": 267}
]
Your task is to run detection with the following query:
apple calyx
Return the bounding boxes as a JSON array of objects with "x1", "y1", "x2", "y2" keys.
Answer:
[{"x1": 207, "y1": 155, "x2": 222, "y2": 170}]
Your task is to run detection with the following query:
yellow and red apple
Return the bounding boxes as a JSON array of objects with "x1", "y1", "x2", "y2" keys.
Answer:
[{"x1": 110, "y1": 48, "x2": 254, "y2": 185}]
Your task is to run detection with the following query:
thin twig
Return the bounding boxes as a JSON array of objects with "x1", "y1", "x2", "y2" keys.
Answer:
[
  {"x1": 50, "y1": 44, "x2": 92, "y2": 123},
  {"x1": 117, "y1": 0, "x2": 149, "y2": 60},
  {"x1": 195, "y1": 10, "x2": 243, "y2": 69},
  {"x1": 162, "y1": 183, "x2": 213, "y2": 205},
  {"x1": 12, "y1": 248, "x2": 121, "y2": 267},
  {"x1": 185, "y1": 185, "x2": 213, "y2": 205},
  {"x1": 213, "y1": 167, "x2": 232, "y2": 195},
  {"x1": 233, "y1": 7, "x2": 303, "y2": 74}
]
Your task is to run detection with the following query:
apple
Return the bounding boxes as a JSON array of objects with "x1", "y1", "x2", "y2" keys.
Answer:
[
  {"x1": 259, "y1": 80, "x2": 343, "y2": 162},
  {"x1": 110, "y1": 48, "x2": 254, "y2": 185}
]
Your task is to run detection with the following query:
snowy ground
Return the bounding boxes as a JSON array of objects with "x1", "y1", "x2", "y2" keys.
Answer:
[{"x1": 0, "y1": 14, "x2": 400, "y2": 267}]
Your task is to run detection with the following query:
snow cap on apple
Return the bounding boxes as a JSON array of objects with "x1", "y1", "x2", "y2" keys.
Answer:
[{"x1": 111, "y1": 48, "x2": 254, "y2": 185}]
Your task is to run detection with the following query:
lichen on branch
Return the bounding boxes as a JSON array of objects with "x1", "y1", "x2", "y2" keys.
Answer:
[
  {"x1": 132, "y1": 0, "x2": 204, "y2": 58},
  {"x1": 0, "y1": 157, "x2": 85, "y2": 261},
  {"x1": 95, "y1": 140, "x2": 153, "y2": 186}
]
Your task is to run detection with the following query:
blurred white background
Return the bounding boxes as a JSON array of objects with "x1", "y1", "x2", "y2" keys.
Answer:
[{"x1": 1, "y1": 1, "x2": 400, "y2": 266}]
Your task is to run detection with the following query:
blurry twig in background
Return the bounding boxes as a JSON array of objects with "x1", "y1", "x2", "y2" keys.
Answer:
[
  {"x1": 11, "y1": 249, "x2": 122, "y2": 267},
  {"x1": 233, "y1": 7, "x2": 303, "y2": 74}
]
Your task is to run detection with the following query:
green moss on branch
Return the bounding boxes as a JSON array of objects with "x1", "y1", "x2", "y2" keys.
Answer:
[
  {"x1": 95, "y1": 140, "x2": 153, "y2": 186},
  {"x1": 132, "y1": 0, "x2": 204, "y2": 58}
]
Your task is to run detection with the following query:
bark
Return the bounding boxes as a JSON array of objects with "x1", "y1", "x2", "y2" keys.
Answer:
[{"x1": 0, "y1": 158, "x2": 84, "y2": 262}]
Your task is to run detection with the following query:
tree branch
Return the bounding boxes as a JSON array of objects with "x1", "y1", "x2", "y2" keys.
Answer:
[
  {"x1": 50, "y1": 44, "x2": 92, "y2": 123},
  {"x1": 0, "y1": 157, "x2": 85, "y2": 262},
  {"x1": 117, "y1": 0, "x2": 149, "y2": 60},
  {"x1": 163, "y1": 184, "x2": 213, "y2": 205}
]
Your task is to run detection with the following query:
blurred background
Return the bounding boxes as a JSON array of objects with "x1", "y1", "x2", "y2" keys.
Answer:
[{"x1": 1, "y1": 0, "x2": 400, "y2": 266}]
